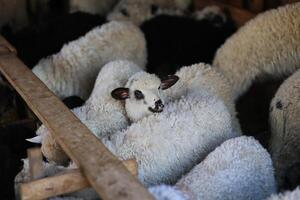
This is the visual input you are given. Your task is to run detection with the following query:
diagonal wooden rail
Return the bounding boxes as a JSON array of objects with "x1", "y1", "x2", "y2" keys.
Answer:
[{"x1": 0, "y1": 35, "x2": 154, "y2": 200}]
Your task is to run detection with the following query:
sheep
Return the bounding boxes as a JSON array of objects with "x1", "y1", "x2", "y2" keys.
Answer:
[
  {"x1": 105, "y1": 87, "x2": 239, "y2": 186},
  {"x1": 140, "y1": 11, "x2": 235, "y2": 76},
  {"x1": 148, "y1": 136, "x2": 277, "y2": 200},
  {"x1": 164, "y1": 63, "x2": 241, "y2": 134},
  {"x1": 213, "y1": 2, "x2": 300, "y2": 100},
  {"x1": 269, "y1": 69, "x2": 300, "y2": 190},
  {"x1": 3, "y1": 12, "x2": 106, "y2": 67},
  {"x1": 107, "y1": 0, "x2": 191, "y2": 25},
  {"x1": 30, "y1": 60, "x2": 144, "y2": 164},
  {"x1": 0, "y1": 0, "x2": 29, "y2": 31},
  {"x1": 32, "y1": 21, "x2": 147, "y2": 100},
  {"x1": 267, "y1": 187, "x2": 300, "y2": 200},
  {"x1": 69, "y1": 0, "x2": 119, "y2": 15}
]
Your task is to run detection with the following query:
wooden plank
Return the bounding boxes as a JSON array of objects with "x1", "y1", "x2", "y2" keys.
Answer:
[
  {"x1": 20, "y1": 159, "x2": 138, "y2": 200},
  {"x1": 27, "y1": 148, "x2": 44, "y2": 180},
  {"x1": 0, "y1": 35, "x2": 17, "y2": 55},
  {"x1": 194, "y1": 0, "x2": 256, "y2": 27},
  {"x1": 0, "y1": 36, "x2": 154, "y2": 200}
]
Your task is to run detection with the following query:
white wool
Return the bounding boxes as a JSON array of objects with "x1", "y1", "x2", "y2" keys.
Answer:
[
  {"x1": 104, "y1": 90, "x2": 239, "y2": 186},
  {"x1": 269, "y1": 69, "x2": 300, "y2": 189},
  {"x1": 267, "y1": 188, "x2": 300, "y2": 200},
  {"x1": 34, "y1": 60, "x2": 142, "y2": 164},
  {"x1": 149, "y1": 185, "x2": 187, "y2": 200},
  {"x1": 213, "y1": 3, "x2": 300, "y2": 100},
  {"x1": 107, "y1": 0, "x2": 191, "y2": 25},
  {"x1": 149, "y1": 136, "x2": 276, "y2": 200},
  {"x1": 164, "y1": 63, "x2": 241, "y2": 134},
  {"x1": 32, "y1": 21, "x2": 147, "y2": 100},
  {"x1": 69, "y1": 0, "x2": 119, "y2": 15}
]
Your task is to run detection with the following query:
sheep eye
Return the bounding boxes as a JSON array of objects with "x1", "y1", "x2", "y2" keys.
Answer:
[{"x1": 134, "y1": 90, "x2": 144, "y2": 100}]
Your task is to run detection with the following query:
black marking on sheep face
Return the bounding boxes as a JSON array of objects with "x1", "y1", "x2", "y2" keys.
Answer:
[
  {"x1": 276, "y1": 100, "x2": 283, "y2": 110},
  {"x1": 134, "y1": 90, "x2": 144, "y2": 100},
  {"x1": 148, "y1": 100, "x2": 164, "y2": 113},
  {"x1": 120, "y1": 8, "x2": 129, "y2": 17}
]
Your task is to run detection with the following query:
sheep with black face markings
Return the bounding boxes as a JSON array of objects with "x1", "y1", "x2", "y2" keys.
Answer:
[
  {"x1": 32, "y1": 21, "x2": 147, "y2": 100},
  {"x1": 269, "y1": 69, "x2": 300, "y2": 190},
  {"x1": 213, "y1": 3, "x2": 300, "y2": 100},
  {"x1": 30, "y1": 60, "x2": 144, "y2": 164},
  {"x1": 149, "y1": 136, "x2": 276, "y2": 200},
  {"x1": 107, "y1": 0, "x2": 191, "y2": 25},
  {"x1": 105, "y1": 90, "x2": 237, "y2": 186}
]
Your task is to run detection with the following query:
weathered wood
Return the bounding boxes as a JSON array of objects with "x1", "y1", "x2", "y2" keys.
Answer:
[
  {"x1": 28, "y1": 148, "x2": 44, "y2": 180},
  {"x1": 20, "y1": 169, "x2": 89, "y2": 200},
  {"x1": 20, "y1": 159, "x2": 138, "y2": 200},
  {"x1": 194, "y1": 0, "x2": 256, "y2": 26},
  {"x1": 0, "y1": 36, "x2": 154, "y2": 200},
  {"x1": 0, "y1": 35, "x2": 17, "y2": 55}
]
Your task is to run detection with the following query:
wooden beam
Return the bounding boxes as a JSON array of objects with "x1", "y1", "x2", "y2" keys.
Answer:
[
  {"x1": 20, "y1": 159, "x2": 138, "y2": 200},
  {"x1": 194, "y1": 0, "x2": 256, "y2": 27},
  {"x1": 0, "y1": 36, "x2": 154, "y2": 200},
  {"x1": 27, "y1": 148, "x2": 44, "y2": 180},
  {"x1": 0, "y1": 35, "x2": 16, "y2": 55}
]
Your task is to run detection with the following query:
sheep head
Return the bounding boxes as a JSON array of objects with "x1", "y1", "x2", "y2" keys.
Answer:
[{"x1": 111, "y1": 71, "x2": 179, "y2": 122}]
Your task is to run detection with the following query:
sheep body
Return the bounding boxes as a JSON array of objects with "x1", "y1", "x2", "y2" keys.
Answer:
[
  {"x1": 32, "y1": 21, "x2": 147, "y2": 100},
  {"x1": 213, "y1": 3, "x2": 300, "y2": 99},
  {"x1": 33, "y1": 60, "x2": 143, "y2": 164},
  {"x1": 105, "y1": 89, "x2": 239, "y2": 186},
  {"x1": 269, "y1": 69, "x2": 300, "y2": 189},
  {"x1": 69, "y1": 0, "x2": 119, "y2": 15},
  {"x1": 107, "y1": 0, "x2": 191, "y2": 25},
  {"x1": 149, "y1": 136, "x2": 277, "y2": 200},
  {"x1": 267, "y1": 188, "x2": 300, "y2": 200},
  {"x1": 164, "y1": 63, "x2": 241, "y2": 133}
]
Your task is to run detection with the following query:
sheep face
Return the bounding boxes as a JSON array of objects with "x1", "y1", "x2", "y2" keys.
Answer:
[{"x1": 111, "y1": 72, "x2": 179, "y2": 122}]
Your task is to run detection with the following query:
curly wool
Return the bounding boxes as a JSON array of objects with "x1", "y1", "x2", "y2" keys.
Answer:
[
  {"x1": 150, "y1": 136, "x2": 276, "y2": 200},
  {"x1": 213, "y1": 3, "x2": 300, "y2": 100},
  {"x1": 105, "y1": 90, "x2": 238, "y2": 186},
  {"x1": 34, "y1": 60, "x2": 143, "y2": 164},
  {"x1": 32, "y1": 21, "x2": 147, "y2": 100},
  {"x1": 164, "y1": 63, "x2": 241, "y2": 134},
  {"x1": 267, "y1": 188, "x2": 300, "y2": 200},
  {"x1": 269, "y1": 69, "x2": 300, "y2": 189}
]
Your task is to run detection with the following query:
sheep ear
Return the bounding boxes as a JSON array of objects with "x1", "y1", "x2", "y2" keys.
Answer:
[
  {"x1": 111, "y1": 88, "x2": 129, "y2": 100},
  {"x1": 160, "y1": 75, "x2": 179, "y2": 90}
]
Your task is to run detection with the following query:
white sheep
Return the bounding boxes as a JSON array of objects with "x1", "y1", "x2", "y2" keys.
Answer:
[
  {"x1": 164, "y1": 63, "x2": 241, "y2": 133},
  {"x1": 149, "y1": 136, "x2": 277, "y2": 200},
  {"x1": 107, "y1": 0, "x2": 191, "y2": 25},
  {"x1": 105, "y1": 87, "x2": 239, "y2": 186},
  {"x1": 69, "y1": 0, "x2": 119, "y2": 15},
  {"x1": 32, "y1": 21, "x2": 147, "y2": 100},
  {"x1": 213, "y1": 2, "x2": 300, "y2": 100},
  {"x1": 269, "y1": 69, "x2": 300, "y2": 190},
  {"x1": 267, "y1": 187, "x2": 300, "y2": 200},
  {"x1": 30, "y1": 60, "x2": 143, "y2": 164}
]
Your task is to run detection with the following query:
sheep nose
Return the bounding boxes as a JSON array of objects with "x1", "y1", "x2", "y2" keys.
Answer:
[{"x1": 155, "y1": 100, "x2": 164, "y2": 109}]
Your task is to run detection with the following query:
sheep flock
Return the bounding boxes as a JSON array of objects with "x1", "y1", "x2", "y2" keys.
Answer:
[{"x1": 0, "y1": 0, "x2": 300, "y2": 200}]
